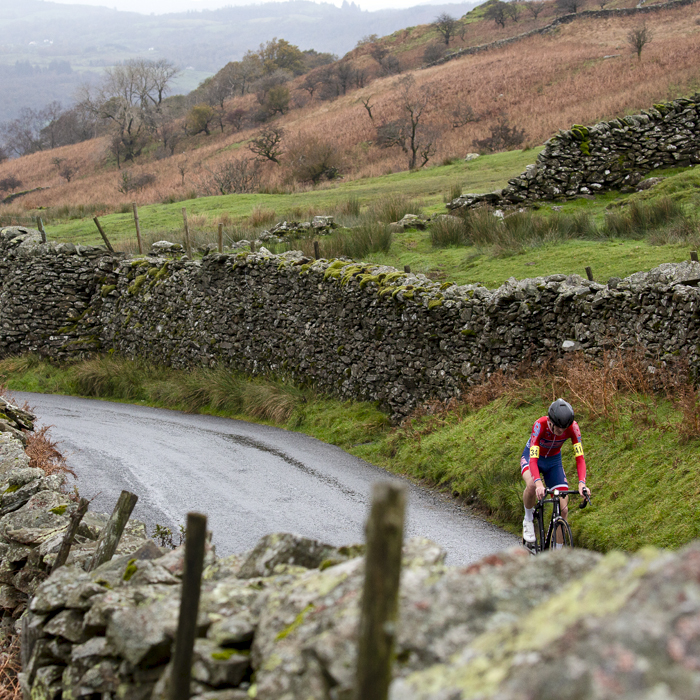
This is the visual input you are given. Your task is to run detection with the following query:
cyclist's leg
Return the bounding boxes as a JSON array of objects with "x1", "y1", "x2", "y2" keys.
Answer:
[{"x1": 520, "y1": 445, "x2": 536, "y2": 543}]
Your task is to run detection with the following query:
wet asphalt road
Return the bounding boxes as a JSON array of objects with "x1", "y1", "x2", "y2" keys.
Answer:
[{"x1": 17, "y1": 392, "x2": 516, "y2": 565}]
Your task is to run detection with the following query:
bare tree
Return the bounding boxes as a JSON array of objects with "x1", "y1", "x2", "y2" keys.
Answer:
[
  {"x1": 451, "y1": 104, "x2": 479, "y2": 129},
  {"x1": 484, "y1": 1, "x2": 508, "y2": 28},
  {"x1": 556, "y1": 0, "x2": 585, "y2": 13},
  {"x1": 205, "y1": 158, "x2": 262, "y2": 194},
  {"x1": 360, "y1": 96, "x2": 375, "y2": 122},
  {"x1": 376, "y1": 76, "x2": 439, "y2": 170},
  {"x1": 249, "y1": 126, "x2": 285, "y2": 164},
  {"x1": 433, "y1": 13, "x2": 458, "y2": 46},
  {"x1": 628, "y1": 25, "x2": 653, "y2": 59},
  {"x1": 77, "y1": 58, "x2": 179, "y2": 166},
  {"x1": 525, "y1": 0, "x2": 545, "y2": 18},
  {"x1": 504, "y1": 2, "x2": 521, "y2": 22}
]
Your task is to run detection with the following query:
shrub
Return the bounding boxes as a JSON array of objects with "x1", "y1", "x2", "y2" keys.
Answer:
[
  {"x1": 117, "y1": 171, "x2": 156, "y2": 194},
  {"x1": 336, "y1": 195, "x2": 361, "y2": 217},
  {"x1": 423, "y1": 42, "x2": 446, "y2": 64},
  {"x1": 286, "y1": 135, "x2": 342, "y2": 184},
  {"x1": 205, "y1": 159, "x2": 262, "y2": 195},
  {"x1": 0, "y1": 175, "x2": 22, "y2": 193},
  {"x1": 473, "y1": 117, "x2": 526, "y2": 153}
]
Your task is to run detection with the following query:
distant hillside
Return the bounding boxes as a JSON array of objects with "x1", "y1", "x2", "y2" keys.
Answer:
[{"x1": 0, "y1": 0, "x2": 478, "y2": 121}]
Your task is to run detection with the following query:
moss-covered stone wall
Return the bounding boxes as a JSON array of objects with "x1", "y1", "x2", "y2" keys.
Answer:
[{"x1": 2, "y1": 227, "x2": 700, "y2": 420}]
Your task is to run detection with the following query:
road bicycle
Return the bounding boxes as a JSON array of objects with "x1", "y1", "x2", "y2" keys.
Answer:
[{"x1": 524, "y1": 487, "x2": 590, "y2": 554}]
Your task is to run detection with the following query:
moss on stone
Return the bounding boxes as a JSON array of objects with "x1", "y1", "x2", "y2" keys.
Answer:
[
  {"x1": 49, "y1": 505, "x2": 68, "y2": 515},
  {"x1": 3, "y1": 484, "x2": 20, "y2": 494},
  {"x1": 101, "y1": 285, "x2": 116, "y2": 297},
  {"x1": 128, "y1": 275, "x2": 148, "y2": 295},
  {"x1": 122, "y1": 558, "x2": 138, "y2": 581},
  {"x1": 275, "y1": 603, "x2": 315, "y2": 641}
]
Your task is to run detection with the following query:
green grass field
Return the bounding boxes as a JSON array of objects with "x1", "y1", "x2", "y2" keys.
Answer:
[{"x1": 35, "y1": 149, "x2": 700, "y2": 289}]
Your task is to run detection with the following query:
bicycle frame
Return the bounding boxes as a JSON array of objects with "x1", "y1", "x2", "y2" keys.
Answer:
[{"x1": 528, "y1": 488, "x2": 589, "y2": 554}]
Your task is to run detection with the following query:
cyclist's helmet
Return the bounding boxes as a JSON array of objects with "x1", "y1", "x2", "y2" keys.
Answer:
[{"x1": 548, "y1": 399, "x2": 575, "y2": 429}]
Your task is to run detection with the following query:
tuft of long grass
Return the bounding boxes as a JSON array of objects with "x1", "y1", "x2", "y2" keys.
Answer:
[
  {"x1": 603, "y1": 197, "x2": 687, "y2": 238},
  {"x1": 430, "y1": 216, "x2": 467, "y2": 247},
  {"x1": 367, "y1": 194, "x2": 422, "y2": 224},
  {"x1": 299, "y1": 221, "x2": 392, "y2": 260}
]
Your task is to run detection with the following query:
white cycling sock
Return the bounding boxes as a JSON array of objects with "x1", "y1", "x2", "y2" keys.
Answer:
[
  {"x1": 554, "y1": 542, "x2": 563, "y2": 550},
  {"x1": 524, "y1": 507, "x2": 534, "y2": 522}
]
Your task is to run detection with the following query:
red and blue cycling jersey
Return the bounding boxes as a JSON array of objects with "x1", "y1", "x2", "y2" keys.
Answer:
[{"x1": 521, "y1": 416, "x2": 587, "y2": 483}]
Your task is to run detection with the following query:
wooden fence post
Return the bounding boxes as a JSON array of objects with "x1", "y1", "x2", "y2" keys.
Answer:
[
  {"x1": 404, "y1": 265, "x2": 411, "y2": 274},
  {"x1": 182, "y1": 208, "x2": 192, "y2": 259},
  {"x1": 218, "y1": 223, "x2": 224, "y2": 254},
  {"x1": 86, "y1": 490, "x2": 138, "y2": 572},
  {"x1": 313, "y1": 241, "x2": 320, "y2": 259},
  {"x1": 52, "y1": 498, "x2": 89, "y2": 573},
  {"x1": 170, "y1": 512, "x2": 208, "y2": 700},
  {"x1": 132, "y1": 203, "x2": 143, "y2": 255},
  {"x1": 93, "y1": 217, "x2": 115, "y2": 252},
  {"x1": 250, "y1": 241, "x2": 256, "y2": 253},
  {"x1": 354, "y1": 482, "x2": 406, "y2": 700},
  {"x1": 691, "y1": 251, "x2": 698, "y2": 262},
  {"x1": 37, "y1": 218, "x2": 47, "y2": 243},
  {"x1": 585, "y1": 266, "x2": 593, "y2": 281}
]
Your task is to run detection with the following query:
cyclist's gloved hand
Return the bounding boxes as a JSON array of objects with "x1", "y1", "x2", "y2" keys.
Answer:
[{"x1": 535, "y1": 480, "x2": 546, "y2": 501}]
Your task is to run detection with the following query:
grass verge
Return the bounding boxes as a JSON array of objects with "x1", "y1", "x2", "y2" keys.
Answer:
[{"x1": 2, "y1": 353, "x2": 699, "y2": 553}]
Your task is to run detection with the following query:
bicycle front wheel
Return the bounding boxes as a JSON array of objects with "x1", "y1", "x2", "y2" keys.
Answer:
[{"x1": 550, "y1": 518, "x2": 574, "y2": 549}]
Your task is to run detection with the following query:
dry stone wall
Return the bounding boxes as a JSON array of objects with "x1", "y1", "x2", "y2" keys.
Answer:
[
  {"x1": 2, "y1": 227, "x2": 700, "y2": 420},
  {"x1": 450, "y1": 94, "x2": 700, "y2": 210}
]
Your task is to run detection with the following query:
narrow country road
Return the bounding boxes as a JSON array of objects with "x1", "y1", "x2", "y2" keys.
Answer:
[{"x1": 16, "y1": 392, "x2": 517, "y2": 565}]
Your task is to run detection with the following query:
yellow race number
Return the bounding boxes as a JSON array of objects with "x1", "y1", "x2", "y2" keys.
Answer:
[
  {"x1": 574, "y1": 442, "x2": 584, "y2": 457},
  {"x1": 530, "y1": 445, "x2": 540, "y2": 460}
]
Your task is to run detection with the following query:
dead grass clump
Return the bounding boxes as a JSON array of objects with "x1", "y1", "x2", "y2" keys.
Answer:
[
  {"x1": 674, "y1": 385, "x2": 700, "y2": 443},
  {"x1": 0, "y1": 634, "x2": 21, "y2": 700},
  {"x1": 25, "y1": 425, "x2": 76, "y2": 479},
  {"x1": 249, "y1": 207, "x2": 276, "y2": 227}
]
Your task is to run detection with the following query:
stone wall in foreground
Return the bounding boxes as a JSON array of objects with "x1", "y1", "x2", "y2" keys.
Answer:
[{"x1": 2, "y1": 226, "x2": 700, "y2": 419}]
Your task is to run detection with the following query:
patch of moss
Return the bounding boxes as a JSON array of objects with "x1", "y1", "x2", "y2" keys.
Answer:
[
  {"x1": 275, "y1": 603, "x2": 314, "y2": 641},
  {"x1": 50, "y1": 505, "x2": 68, "y2": 515},
  {"x1": 128, "y1": 275, "x2": 148, "y2": 295},
  {"x1": 211, "y1": 648, "x2": 249, "y2": 661},
  {"x1": 101, "y1": 284, "x2": 116, "y2": 297},
  {"x1": 3, "y1": 484, "x2": 20, "y2": 494},
  {"x1": 122, "y1": 558, "x2": 138, "y2": 581}
]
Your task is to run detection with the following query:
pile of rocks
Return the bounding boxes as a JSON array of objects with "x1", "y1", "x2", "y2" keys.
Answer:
[
  {"x1": 20, "y1": 523, "x2": 700, "y2": 699},
  {"x1": 0, "y1": 428, "x2": 150, "y2": 641},
  {"x1": 448, "y1": 94, "x2": 700, "y2": 210}
]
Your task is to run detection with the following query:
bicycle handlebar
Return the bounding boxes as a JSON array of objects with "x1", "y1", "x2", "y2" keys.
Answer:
[{"x1": 539, "y1": 487, "x2": 591, "y2": 509}]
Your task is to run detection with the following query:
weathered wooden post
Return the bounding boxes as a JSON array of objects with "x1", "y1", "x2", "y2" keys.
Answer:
[
  {"x1": 250, "y1": 241, "x2": 256, "y2": 253},
  {"x1": 93, "y1": 217, "x2": 115, "y2": 252},
  {"x1": 132, "y1": 203, "x2": 143, "y2": 255},
  {"x1": 404, "y1": 265, "x2": 411, "y2": 274},
  {"x1": 354, "y1": 482, "x2": 406, "y2": 700},
  {"x1": 86, "y1": 490, "x2": 138, "y2": 572},
  {"x1": 218, "y1": 223, "x2": 224, "y2": 254},
  {"x1": 52, "y1": 498, "x2": 89, "y2": 573},
  {"x1": 36, "y1": 218, "x2": 47, "y2": 243},
  {"x1": 182, "y1": 208, "x2": 192, "y2": 259},
  {"x1": 314, "y1": 240, "x2": 320, "y2": 259},
  {"x1": 170, "y1": 512, "x2": 208, "y2": 700},
  {"x1": 691, "y1": 251, "x2": 698, "y2": 262},
  {"x1": 585, "y1": 266, "x2": 593, "y2": 281}
]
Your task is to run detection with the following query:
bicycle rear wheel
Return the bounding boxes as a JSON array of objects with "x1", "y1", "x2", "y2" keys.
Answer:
[{"x1": 549, "y1": 518, "x2": 573, "y2": 549}]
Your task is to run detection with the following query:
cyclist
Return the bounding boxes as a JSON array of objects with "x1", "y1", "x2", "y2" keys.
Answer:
[{"x1": 521, "y1": 399, "x2": 591, "y2": 545}]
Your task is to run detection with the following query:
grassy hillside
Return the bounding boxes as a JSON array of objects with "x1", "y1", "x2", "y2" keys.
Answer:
[
  {"x1": 4, "y1": 354, "x2": 699, "y2": 552},
  {"x1": 1, "y1": 0, "x2": 698, "y2": 212}
]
